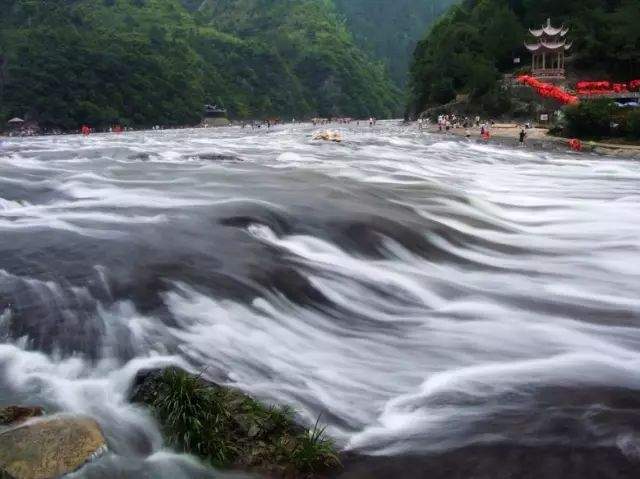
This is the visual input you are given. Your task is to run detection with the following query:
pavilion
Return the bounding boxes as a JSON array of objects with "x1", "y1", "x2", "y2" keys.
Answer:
[{"x1": 525, "y1": 18, "x2": 572, "y2": 80}]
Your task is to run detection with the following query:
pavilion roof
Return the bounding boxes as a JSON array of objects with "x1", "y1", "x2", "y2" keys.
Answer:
[
  {"x1": 525, "y1": 39, "x2": 572, "y2": 52},
  {"x1": 529, "y1": 18, "x2": 569, "y2": 38}
]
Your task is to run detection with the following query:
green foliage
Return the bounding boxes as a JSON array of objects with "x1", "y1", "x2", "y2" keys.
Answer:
[
  {"x1": 408, "y1": 0, "x2": 640, "y2": 117},
  {"x1": 513, "y1": 0, "x2": 640, "y2": 79},
  {"x1": 623, "y1": 109, "x2": 640, "y2": 139},
  {"x1": 564, "y1": 99, "x2": 617, "y2": 138},
  {"x1": 291, "y1": 416, "x2": 340, "y2": 473},
  {"x1": 153, "y1": 369, "x2": 234, "y2": 465},
  {"x1": 333, "y1": 0, "x2": 459, "y2": 87},
  {"x1": 150, "y1": 369, "x2": 340, "y2": 475},
  {"x1": 0, "y1": 0, "x2": 401, "y2": 129},
  {"x1": 564, "y1": 101, "x2": 640, "y2": 140},
  {"x1": 408, "y1": 0, "x2": 521, "y2": 116},
  {"x1": 194, "y1": 0, "x2": 401, "y2": 119}
]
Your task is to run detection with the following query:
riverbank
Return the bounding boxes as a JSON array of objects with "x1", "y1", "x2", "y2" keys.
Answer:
[{"x1": 423, "y1": 123, "x2": 640, "y2": 159}]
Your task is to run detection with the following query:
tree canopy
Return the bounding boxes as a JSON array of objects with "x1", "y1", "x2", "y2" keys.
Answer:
[
  {"x1": 0, "y1": 0, "x2": 402, "y2": 130},
  {"x1": 332, "y1": 0, "x2": 459, "y2": 87},
  {"x1": 408, "y1": 0, "x2": 640, "y2": 116}
]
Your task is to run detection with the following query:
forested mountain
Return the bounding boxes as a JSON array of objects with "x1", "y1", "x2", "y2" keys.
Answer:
[
  {"x1": 333, "y1": 0, "x2": 459, "y2": 86},
  {"x1": 187, "y1": 0, "x2": 401, "y2": 120},
  {"x1": 408, "y1": 0, "x2": 640, "y2": 116},
  {"x1": 0, "y1": 0, "x2": 400, "y2": 130}
]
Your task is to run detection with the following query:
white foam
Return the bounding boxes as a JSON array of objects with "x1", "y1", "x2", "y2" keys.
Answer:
[{"x1": 1, "y1": 122, "x2": 640, "y2": 466}]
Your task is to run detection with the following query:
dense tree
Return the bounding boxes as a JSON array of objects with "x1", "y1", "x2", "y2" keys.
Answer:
[
  {"x1": 190, "y1": 0, "x2": 401, "y2": 119},
  {"x1": 408, "y1": 0, "x2": 640, "y2": 116},
  {"x1": 0, "y1": 0, "x2": 402, "y2": 129},
  {"x1": 332, "y1": 0, "x2": 459, "y2": 87}
]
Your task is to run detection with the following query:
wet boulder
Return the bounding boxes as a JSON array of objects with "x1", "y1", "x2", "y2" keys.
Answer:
[
  {"x1": 313, "y1": 130, "x2": 342, "y2": 142},
  {"x1": 0, "y1": 416, "x2": 107, "y2": 479}
]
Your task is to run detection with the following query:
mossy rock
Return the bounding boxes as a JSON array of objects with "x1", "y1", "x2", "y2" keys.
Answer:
[
  {"x1": 130, "y1": 367, "x2": 340, "y2": 477},
  {"x1": 0, "y1": 416, "x2": 107, "y2": 479}
]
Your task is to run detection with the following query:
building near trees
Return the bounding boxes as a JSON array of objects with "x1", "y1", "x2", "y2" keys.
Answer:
[
  {"x1": 525, "y1": 18, "x2": 572, "y2": 80},
  {"x1": 202, "y1": 104, "x2": 230, "y2": 127}
]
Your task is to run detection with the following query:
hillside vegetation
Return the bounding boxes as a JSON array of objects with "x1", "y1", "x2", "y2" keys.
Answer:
[
  {"x1": 333, "y1": 0, "x2": 459, "y2": 86},
  {"x1": 0, "y1": 0, "x2": 400, "y2": 129},
  {"x1": 408, "y1": 0, "x2": 640, "y2": 116},
  {"x1": 191, "y1": 0, "x2": 401, "y2": 120}
]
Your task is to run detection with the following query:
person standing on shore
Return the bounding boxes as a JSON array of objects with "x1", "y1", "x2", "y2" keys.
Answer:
[{"x1": 519, "y1": 128, "x2": 527, "y2": 147}]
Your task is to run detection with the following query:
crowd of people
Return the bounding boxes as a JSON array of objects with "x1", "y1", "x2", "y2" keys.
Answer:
[
  {"x1": 3, "y1": 116, "x2": 388, "y2": 137},
  {"x1": 311, "y1": 117, "x2": 377, "y2": 126},
  {"x1": 417, "y1": 114, "x2": 534, "y2": 147},
  {"x1": 4, "y1": 115, "x2": 537, "y2": 149},
  {"x1": 433, "y1": 114, "x2": 490, "y2": 133}
]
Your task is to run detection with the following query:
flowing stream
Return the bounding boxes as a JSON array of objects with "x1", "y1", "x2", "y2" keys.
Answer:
[{"x1": 1, "y1": 122, "x2": 640, "y2": 477}]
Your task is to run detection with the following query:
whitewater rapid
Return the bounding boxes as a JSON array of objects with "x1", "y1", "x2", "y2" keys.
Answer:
[{"x1": 1, "y1": 122, "x2": 640, "y2": 477}]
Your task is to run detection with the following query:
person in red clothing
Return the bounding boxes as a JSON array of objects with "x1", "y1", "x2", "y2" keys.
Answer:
[{"x1": 569, "y1": 139, "x2": 582, "y2": 152}]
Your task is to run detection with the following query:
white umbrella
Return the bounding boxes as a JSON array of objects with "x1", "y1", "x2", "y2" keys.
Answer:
[{"x1": 7, "y1": 117, "x2": 24, "y2": 124}]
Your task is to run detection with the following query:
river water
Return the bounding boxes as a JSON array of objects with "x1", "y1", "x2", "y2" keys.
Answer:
[{"x1": 1, "y1": 122, "x2": 640, "y2": 478}]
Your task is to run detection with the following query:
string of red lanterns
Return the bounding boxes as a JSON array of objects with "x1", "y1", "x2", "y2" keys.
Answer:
[
  {"x1": 516, "y1": 75, "x2": 579, "y2": 105},
  {"x1": 518, "y1": 76, "x2": 640, "y2": 103},
  {"x1": 576, "y1": 80, "x2": 640, "y2": 95}
]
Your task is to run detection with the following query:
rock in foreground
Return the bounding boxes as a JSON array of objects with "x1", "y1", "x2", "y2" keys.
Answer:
[
  {"x1": 131, "y1": 367, "x2": 340, "y2": 477},
  {"x1": 0, "y1": 416, "x2": 107, "y2": 479}
]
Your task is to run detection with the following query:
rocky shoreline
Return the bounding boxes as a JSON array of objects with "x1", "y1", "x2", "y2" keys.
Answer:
[{"x1": 423, "y1": 124, "x2": 640, "y2": 159}]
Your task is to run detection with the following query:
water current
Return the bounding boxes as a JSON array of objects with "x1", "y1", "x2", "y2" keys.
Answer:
[{"x1": 1, "y1": 122, "x2": 640, "y2": 478}]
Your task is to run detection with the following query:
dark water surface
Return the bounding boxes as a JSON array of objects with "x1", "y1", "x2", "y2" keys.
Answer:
[{"x1": 1, "y1": 122, "x2": 640, "y2": 478}]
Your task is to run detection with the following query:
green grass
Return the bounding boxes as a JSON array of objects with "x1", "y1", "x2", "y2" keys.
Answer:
[
  {"x1": 152, "y1": 369, "x2": 235, "y2": 464},
  {"x1": 149, "y1": 368, "x2": 340, "y2": 475},
  {"x1": 292, "y1": 416, "x2": 341, "y2": 473}
]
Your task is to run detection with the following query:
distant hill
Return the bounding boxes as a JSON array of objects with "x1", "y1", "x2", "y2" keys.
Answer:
[
  {"x1": 189, "y1": 0, "x2": 401, "y2": 119},
  {"x1": 407, "y1": 0, "x2": 640, "y2": 117},
  {"x1": 0, "y1": 0, "x2": 400, "y2": 129},
  {"x1": 333, "y1": 0, "x2": 459, "y2": 87}
]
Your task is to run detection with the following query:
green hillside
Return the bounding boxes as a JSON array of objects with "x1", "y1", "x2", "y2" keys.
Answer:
[
  {"x1": 408, "y1": 0, "x2": 640, "y2": 116},
  {"x1": 333, "y1": 0, "x2": 459, "y2": 86},
  {"x1": 190, "y1": 0, "x2": 401, "y2": 120},
  {"x1": 0, "y1": 0, "x2": 401, "y2": 130}
]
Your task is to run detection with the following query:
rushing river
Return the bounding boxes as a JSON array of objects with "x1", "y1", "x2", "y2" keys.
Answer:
[{"x1": 1, "y1": 122, "x2": 640, "y2": 478}]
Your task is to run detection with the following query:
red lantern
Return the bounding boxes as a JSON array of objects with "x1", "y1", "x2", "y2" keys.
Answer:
[{"x1": 517, "y1": 75, "x2": 578, "y2": 105}]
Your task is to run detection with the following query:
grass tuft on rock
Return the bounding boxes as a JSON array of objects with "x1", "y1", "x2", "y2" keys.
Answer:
[
  {"x1": 146, "y1": 368, "x2": 340, "y2": 476},
  {"x1": 292, "y1": 417, "x2": 341, "y2": 473}
]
